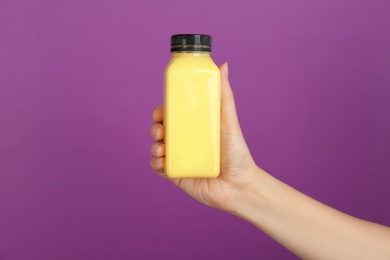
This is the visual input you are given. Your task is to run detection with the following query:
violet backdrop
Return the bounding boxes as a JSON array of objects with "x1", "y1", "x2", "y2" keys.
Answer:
[{"x1": 1, "y1": 0, "x2": 390, "y2": 259}]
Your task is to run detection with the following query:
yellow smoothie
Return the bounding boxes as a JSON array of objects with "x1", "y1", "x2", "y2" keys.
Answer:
[{"x1": 164, "y1": 35, "x2": 220, "y2": 178}]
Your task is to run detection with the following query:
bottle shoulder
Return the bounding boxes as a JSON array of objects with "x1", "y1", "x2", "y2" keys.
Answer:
[{"x1": 165, "y1": 56, "x2": 219, "y2": 74}]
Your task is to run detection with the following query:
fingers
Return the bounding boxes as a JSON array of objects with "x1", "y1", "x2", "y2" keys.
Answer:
[
  {"x1": 150, "y1": 123, "x2": 164, "y2": 140},
  {"x1": 152, "y1": 105, "x2": 163, "y2": 123},
  {"x1": 150, "y1": 105, "x2": 168, "y2": 178},
  {"x1": 151, "y1": 106, "x2": 164, "y2": 140},
  {"x1": 150, "y1": 136, "x2": 167, "y2": 178}
]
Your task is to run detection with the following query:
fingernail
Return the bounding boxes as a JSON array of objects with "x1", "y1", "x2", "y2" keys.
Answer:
[
  {"x1": 153, "y1": 144, "x2": 158, "y2": 154},
  {"x1": 152, "y1": 127, "x2": 159, "y2": 136},
  {"x1": 154, "y1": 144, "x2": 162, "y2": 154}
]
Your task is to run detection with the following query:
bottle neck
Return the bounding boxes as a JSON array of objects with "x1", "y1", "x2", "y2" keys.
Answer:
[{"x1": 171, "y1": 52, "x2": 211, "y2": 57}]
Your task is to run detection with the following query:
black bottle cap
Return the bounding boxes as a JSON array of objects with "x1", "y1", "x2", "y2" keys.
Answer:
[{"x1": 170, "y1": 34, "x2": 212, "y2": 52}]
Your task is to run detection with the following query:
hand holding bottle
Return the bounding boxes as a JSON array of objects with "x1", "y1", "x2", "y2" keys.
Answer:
[{"x1": 150, "y1": 63, "x2": 259, "y2": 212}]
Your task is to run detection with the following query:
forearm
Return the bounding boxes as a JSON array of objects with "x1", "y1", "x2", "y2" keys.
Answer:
[{"x1": 232, "y1": 167, "x2": 390, "y2": 259}]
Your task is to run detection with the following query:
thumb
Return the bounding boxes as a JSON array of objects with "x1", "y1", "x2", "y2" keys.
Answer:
[{"x1": 219, "y1": 62, "x2": 241, "y2": 133}]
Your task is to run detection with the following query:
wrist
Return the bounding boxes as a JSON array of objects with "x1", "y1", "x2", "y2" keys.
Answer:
[{"x1": 228, "y1": 166, "x2": 271, "y2": 218}]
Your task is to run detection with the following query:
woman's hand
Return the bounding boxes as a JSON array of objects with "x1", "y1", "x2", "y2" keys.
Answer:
[{"x1": 150, "y1": 63, "x2": 259, "y2": 212}]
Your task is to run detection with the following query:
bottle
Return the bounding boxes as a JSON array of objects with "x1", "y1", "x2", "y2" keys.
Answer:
[{"x1": 164, "y1": 34, "x2": 220, "y2": 178}]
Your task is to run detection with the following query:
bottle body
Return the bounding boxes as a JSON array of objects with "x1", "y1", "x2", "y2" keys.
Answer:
[{"x1": 164, "y1": 52, "x2": 220, "y2": 178}]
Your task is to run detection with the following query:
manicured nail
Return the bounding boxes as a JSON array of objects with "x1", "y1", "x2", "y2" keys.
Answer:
[
  {"x1": 154, "y1": 144, "x2": 162, "y2": 154},
  {"x1": 153, "y1": 127, "x2": 159, "y2": 136},
  {"x1": 153, "y1": 144, "x2": 158, "y2": 154}
]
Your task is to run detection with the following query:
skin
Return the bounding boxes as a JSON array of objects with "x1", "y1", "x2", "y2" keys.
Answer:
[{"x1": 150, "y1": 63, "x2": 390, "y2": 259}]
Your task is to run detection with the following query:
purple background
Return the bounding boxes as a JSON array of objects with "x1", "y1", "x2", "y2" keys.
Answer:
[{"x1": 1, "y1": 0, "x2": 390, "y2": 259}]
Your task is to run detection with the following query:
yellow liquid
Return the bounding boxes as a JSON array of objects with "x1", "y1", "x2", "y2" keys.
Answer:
[{"x1": 164, "y1": 52, "x2": 220, "y2": 178}]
